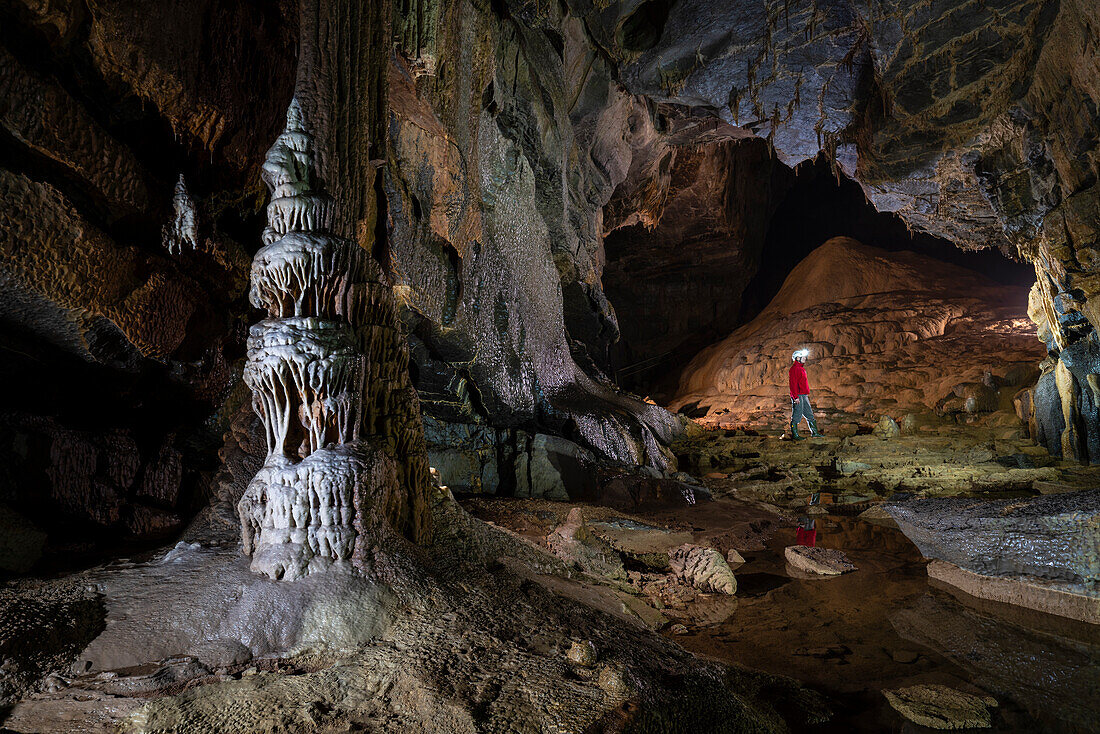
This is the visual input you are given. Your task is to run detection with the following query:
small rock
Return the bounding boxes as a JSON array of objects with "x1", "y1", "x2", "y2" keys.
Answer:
[
  {"x1": 725, "y1": 548, "x2": 745, "y2": 566},
  {"x1": 873, "y1": 416, "x2": 901, "y2": 438},
  {"x1": 547, "y1": 508, "x2": 626, "y2": 580},
  {"x1": 784, "y1": 545, "x2": 857, "y2": 576},
  {"x1": 965, "y1": 447, "x2": 995, "y2": 464},
  {"x1": 668, "y1": 544, "x2": 737, "y2": 595},
  {"x1": 597, "y1": 665, "x2": 629, "y2": 695},
  {"x1": 41, "y1": 675, "x2": 68, "y2": 692},
  {"x1": 890, "y1": 649, "x2": 919, "y2": 664},
  {"x1": 793, "y1": 644, "x2": 850, "y2": 660},
  {"x1": 669, "y1": 623, "x2": 689, "y2": 635},
  {"x1": 882, "y1": 684, "x2": 997, "y2": 729},
  {"x1": 566, "y1": 640, "x2": 597, "y2": 667},
  {"x1": 704, "y1": 472, "x2": 728, "y2": 479},
  {"x1": 836, "y1": 459, "x2": 872, "y2": 475}
]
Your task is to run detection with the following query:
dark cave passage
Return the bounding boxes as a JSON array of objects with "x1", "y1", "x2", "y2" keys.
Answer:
[
  {"x1": 603, "y1": 151, "x2": 1036, "y2": 402},
  {"x1": 736, "y1": 155, "x2": 1036, "y2": 325}
]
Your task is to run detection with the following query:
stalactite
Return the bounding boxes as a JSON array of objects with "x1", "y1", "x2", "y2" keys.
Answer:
[{"x1": 162, "y1": 174, "x2": 199, "y2": 255}]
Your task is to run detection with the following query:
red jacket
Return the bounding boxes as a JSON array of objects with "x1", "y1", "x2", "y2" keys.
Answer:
[{"x1": 789, "y1": 361, "x2": 810, "y2": 400}]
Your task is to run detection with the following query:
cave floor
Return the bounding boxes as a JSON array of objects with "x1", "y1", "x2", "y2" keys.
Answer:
[
  {"x1": 463, "y1": 425, "x2": 1100, "y2": 733},
  {"x1": 3, "y1": 426, "x2": 1097, "y2": 732}
]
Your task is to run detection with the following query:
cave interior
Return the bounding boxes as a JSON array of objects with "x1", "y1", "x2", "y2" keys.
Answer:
[{"x1": 0, "y1": 0, "x2": 1098, "y2": 731}]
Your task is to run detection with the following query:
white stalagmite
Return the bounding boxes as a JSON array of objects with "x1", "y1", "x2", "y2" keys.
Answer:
[{"x1": 238, "y1": 98, "x2": 386, "y2": 581}]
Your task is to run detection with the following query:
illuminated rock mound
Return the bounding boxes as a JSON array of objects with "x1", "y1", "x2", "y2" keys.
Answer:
[{"x1": 671, "y1": 237, "x2": 1045, "y2": 427}]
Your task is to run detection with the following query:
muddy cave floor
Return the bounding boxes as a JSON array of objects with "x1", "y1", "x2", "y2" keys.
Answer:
[{"x1": 3, "y1": 425, "x2": 1100, "y2": 733}]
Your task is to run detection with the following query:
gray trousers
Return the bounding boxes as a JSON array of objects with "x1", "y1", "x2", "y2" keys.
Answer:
[{"x1": 791, "y1": 394, "x2": 814, "y2": 426}]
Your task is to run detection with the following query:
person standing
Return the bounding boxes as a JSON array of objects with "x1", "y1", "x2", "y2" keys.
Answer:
[{"x1": 789, "y1": 349, "x2": 822, "y2": 439}]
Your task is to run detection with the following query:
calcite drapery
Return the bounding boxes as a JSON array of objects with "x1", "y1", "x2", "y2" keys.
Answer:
[{"x1": 238, "y1": 99, "x2": 415, "y2": 580}]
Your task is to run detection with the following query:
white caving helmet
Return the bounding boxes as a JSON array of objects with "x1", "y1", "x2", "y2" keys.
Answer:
[{"x1": 792, "y1": 348, "x2": 810, "y2": 362}]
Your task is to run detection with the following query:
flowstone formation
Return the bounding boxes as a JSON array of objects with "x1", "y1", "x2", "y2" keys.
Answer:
[
  {"x1": 671, "y1": 238, "x2": 1043, "y2": 426},
  {"x1": 238, "y1": 100, "x2": 427, "y2": 581}
]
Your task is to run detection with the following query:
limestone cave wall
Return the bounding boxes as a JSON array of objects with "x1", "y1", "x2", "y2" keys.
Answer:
[
  {"x1": 0, "y1": 0, "x2": 298, "y2": 565},
  {"x1": 1, "y1": 0, "x2": 1099, "y2": 568}
]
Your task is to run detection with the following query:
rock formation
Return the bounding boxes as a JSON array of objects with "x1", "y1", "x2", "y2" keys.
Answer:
[
  {"x1": 668, "y1": 544, "x2": 737, "y2": 595},
  {"x1": 881, "y1": 684, "x2": 997, "y2": 730},
  {"x1": 888, "y1": 492, "x2": 1100, "y2": 586},
  {"x1": 671, "y1": 237, "x2": 1044, "y2": 426},
  {"x1": 162, "y1": 175, "x2": 198, "y2": 256},
  {"x1": 888, "y1": 491, "x2": 1100, "y2": 622},
  {"x1": 238, "y1": 99, "x2": 428, "y2": 581},
  {"x1": 784, "y1": 546, "x2": 858, "y2": 577}
]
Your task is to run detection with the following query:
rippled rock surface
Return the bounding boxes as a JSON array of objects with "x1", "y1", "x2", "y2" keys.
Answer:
[{"x1": 887, "y1": 491, "x2": 1100, "y2": 585}]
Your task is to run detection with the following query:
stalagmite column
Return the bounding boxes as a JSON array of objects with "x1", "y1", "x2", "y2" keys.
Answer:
[{"x1": 238, "y1": 99, "x2": 430, "y2": 580}]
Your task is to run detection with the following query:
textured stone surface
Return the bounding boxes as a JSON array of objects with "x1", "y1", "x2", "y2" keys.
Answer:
[
  {"x1": 0, "y1": 492, "x2": 829, "y2": 732},
  {"x1": 514, "y1": 434, "x2": 598, "y2": 501},
  {"x1": 671, "y1": 238, "x2": 1043, "y2": 425},
  {"x1": 0, "y1": 0, "x2": 292, "y2": 554},
  {"x1": 386, "y1": 1, "x2": 697, "y2": 477},
  {"x1": 784, "y1": 545, "x2": 858, "y2": 576},
  {"x1": 882, "y1": 684, "x2": 996, "y2": 730},
  {"x1": 668, "y1": 544, "x2": 737, "y2": 595},
  {"x1": 887, "y1": 491, "x2": 1100, "y2": 585},
  {"x1": 927, "y1": 560, "x2": 1100, "y2": 625},
  {"x1": 0, "y1": 580, "x2": 105, "y2": 707}
]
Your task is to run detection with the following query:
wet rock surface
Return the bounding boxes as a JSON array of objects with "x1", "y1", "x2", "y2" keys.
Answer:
[
  {"x1": 784, "y1": 546, "x2": 858, "y2": 576},
  {"x1": 887, "y1": 491, "x2": 1100, "y2": 585},
  {"x1": 881, "y1": 684, "x2": 997, "y2": 730},
  {"x1": 546, "y1": 507, "x2": 626, "y2": 581},
  {"x1": 676, "y1": 425, "x2": 1098, "y2": 509},
  {"x1": 892, "y1": 589, "x2": 1100, "y2": 732}
]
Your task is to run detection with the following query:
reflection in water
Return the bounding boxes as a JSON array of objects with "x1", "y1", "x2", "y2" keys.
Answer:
[
  {"x1": 796, "y1": 516, "x2": 817, "y2": 547},
  {"x1": 892, "y1": 591, "x2": 1100, "y2": 733}
]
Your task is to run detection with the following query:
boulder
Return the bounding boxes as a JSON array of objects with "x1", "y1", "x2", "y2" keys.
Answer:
[
  {"x1": 515, "y1": 435, "x2": 598, "y2": 501},
  {"x1": 887, "y1": 491, "x2": 1100, "y2": 586},
  {"x1": 836, "y1": 459, "x2": 872, "y2": 475},
  {"x1": 784, "y1": 546, "x2": 857, "y2": 576},
  {"x1": 667, "y1": 544, "x2": 736, "y2": 595},
  {"x1": 882, "y1": 684, "x2": 996, "y2": 729},
  {"x1": 725, "y1": 549, "x2": 746, "y2": 566},
  {"x1": 588, "y1": 520, "x2": 692, "y2": 570}
]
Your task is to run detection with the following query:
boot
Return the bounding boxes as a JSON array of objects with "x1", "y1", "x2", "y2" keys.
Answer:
[
  {"x1": 789, "y1": 421, "x2": 804, "y2": 440},
  {"x1": 807, "y1": 417, "x2": 823, "y2": 437}
]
